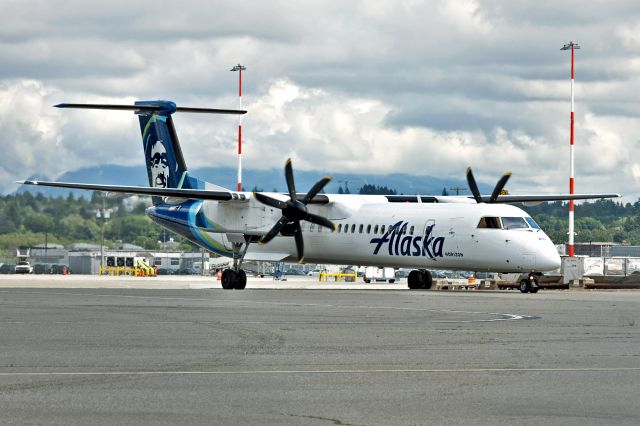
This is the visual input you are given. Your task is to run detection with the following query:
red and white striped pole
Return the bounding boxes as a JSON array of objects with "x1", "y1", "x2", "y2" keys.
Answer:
[
  {"x1": 561, "y1": 42, "x2": 580, "y2": 257},
  {"x1": 231, "y1": 64, "x2": 246, "y2": 192}
]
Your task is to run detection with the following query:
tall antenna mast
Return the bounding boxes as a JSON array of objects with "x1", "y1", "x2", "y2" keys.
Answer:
[
  {"x1": 561, "y1": 42, "x2": 580, "y2": 257},
  {"x1": 230, "y1": 64, "x2": 246, "y2": 192}
]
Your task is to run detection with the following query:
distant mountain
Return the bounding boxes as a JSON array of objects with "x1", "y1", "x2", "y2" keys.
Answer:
[{"x1": 15, "y1": 164, "x2": 492, "y2": 198}]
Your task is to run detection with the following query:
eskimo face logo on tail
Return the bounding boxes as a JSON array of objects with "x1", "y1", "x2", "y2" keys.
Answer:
[
  {"x1": 370, "y1": 221, "x2": 445, "y2": 260},
  {"x1": 149, "y1": 140, "x2": 169, "y2": 188}
]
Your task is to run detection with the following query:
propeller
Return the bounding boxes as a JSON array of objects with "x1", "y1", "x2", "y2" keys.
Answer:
[
  {"x1": 466, "y1": 167, "x2": 512, "y2": 203},
  {"x1": 253, "y1": 159, "x2": 335, "y2": 262}
]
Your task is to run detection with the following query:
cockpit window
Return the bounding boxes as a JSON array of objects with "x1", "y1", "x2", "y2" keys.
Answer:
[
  {"x1": 477, "y1": 216, "x2": 501, "y2": 229},
  {"x1": 501, "y1": 217, "x2": 529, "y2": 230},
  {"x1": 525, "y1": 217, "x2": 540, "y2": 229}
]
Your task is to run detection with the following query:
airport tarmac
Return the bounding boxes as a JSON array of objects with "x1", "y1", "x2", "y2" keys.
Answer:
[{"x1": 0, "y1": 276, "x2": 639, "y2": 425}]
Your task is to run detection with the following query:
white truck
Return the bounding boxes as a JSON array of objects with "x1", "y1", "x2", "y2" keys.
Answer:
[
  {"x1": 15, "y1": 248, "x2": 33, "y2": 274},
  {"x1": 363, "y1": 267, "x2": 396, "y2": 283},
  {"x1": 15, "y1": 260, "x2": 33, "y2": 274}
]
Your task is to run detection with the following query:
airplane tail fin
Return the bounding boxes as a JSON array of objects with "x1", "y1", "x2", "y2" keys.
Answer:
[
  {"x1": 135, "y1": 101, "x2": 187, "y2": 193},
  {"x1": 55, "y1": 101, "x2": 246, "y2": 204}
]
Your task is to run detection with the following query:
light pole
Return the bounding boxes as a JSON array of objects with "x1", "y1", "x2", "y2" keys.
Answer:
[
  {"x1": 96, "y1": 195, "x2": 111, "y2": 274},
  {"x1": 561, "y1": 41, "x2": 580, "y2": 257},
  {"x1": 230, "y1": 64, "x2": 246, "y2": 192}
]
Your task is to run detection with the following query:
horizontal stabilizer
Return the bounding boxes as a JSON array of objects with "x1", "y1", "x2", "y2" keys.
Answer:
[
  {"x1": 17, "y1": 180, "x2": 245, "y2": 201},
  {"x1": 54, "y1": 103, "x2": 246, "y2": 115}
]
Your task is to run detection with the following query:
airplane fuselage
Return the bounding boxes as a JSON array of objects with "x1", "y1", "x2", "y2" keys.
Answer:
[{"x1": 146, "y1": 193, "x2": 561, "y2": 273}]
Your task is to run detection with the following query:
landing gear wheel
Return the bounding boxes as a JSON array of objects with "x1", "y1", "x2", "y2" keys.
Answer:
[
  {"x1": 422, "y1": 270, "x2": 433, "y2": 290},
  {"x1": 221, "y1": 269, "x2": 236, "y2": 290},
  {"x1": 529, "y1": 279, "x2": 539, "y2": 294},
  {"x1": 519, "y1": 279, "x2": 531, "y2": 293},
  {"x1": 234, "y1": 270, "x2": 247, "y2": 290},
  {"x1": 408, "y1": 270, "x2": 424, "y2": 289}
]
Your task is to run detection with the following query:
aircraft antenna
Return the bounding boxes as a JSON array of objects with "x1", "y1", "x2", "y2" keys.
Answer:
[
  {"x1": 231, "y1": 64, "x2": 246, "y2": 192},
  {"x1": 561, "y1": 41, "x2": 580, "y2": 257}
]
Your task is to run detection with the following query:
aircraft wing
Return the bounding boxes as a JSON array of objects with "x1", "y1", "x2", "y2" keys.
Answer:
[
  {"x1": 479, "y1": 193, "x2": 621, "y2": 203},
  {"x1": 16, "y1": 180, "x2": 242, "y2": 201}
]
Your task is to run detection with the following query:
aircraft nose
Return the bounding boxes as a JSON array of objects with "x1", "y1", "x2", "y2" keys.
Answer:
[{"x1": 537, "y1": 244, "x2": 561, "y2": 271}]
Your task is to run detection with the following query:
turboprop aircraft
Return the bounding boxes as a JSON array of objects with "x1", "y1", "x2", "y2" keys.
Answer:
[{"x1": 18, "y1": 100, "x2": 620, "y2": 292}]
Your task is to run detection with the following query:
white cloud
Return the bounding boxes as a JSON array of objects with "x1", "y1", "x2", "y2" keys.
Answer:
[{"x1": 1, "y1": 0, "x2": 639, "y2": 202}]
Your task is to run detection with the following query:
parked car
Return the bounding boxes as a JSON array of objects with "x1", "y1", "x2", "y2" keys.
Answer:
[
  {"x1": 15, "y1": 261, "x2": 33, "y2": 274},
  {"x1": 156, "y1": 268, "x2": 176, "y2": 275},
  {"x1": 33, "y1": 264, "x2": 49, "y2": 274},
  {"x1": 176, "y1": 267, "x2": 198, "y2": 275},
  {"x1": 0, "y1": 264, "x2": 15, "y2": 274},
  {"x1": 50, "y1": 264, "x2": 69, "y2": 275}
]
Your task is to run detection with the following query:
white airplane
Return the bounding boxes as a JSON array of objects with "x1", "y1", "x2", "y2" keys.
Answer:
[{"x1": 18, "y1": 100, "x2": 620, "y2": 292}]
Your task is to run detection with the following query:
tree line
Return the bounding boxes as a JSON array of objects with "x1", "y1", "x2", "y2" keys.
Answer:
[{"x1": 1, "y1": 191, "x2": 639, "y2": 261}]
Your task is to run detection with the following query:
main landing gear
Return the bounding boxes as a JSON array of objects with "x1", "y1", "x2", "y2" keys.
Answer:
[
  {"x1": 220, "y1": 238, "x2": 252, "y2": 290},
  {"x1": 519, "y1": 273, "x2": 540, "y2": 294},
  {"x1": 407, "y1": 269, "x2": 433, "y2": 290}
]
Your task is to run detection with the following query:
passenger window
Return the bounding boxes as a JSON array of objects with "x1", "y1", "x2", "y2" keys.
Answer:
[
  {"x1": 310, "y1": 223, "x2": 316, "y2": 232},
  {"x1": 359, "y1": 224, "x2": 363, "y2": 234},
  {"x1": 409, "y1": 225, "x2": 414, "y2": 235},
  {"x1": 338, "y1": 224, "x2": 342, "y2": 232},
  {"x1": 374, "y1": 225, "x2": 379, "y2": 234},
  {"x1": 477, "y1": 217, "x2": 501, "y2": 229},
  {"x1": 351, "y1": 224, "x2": 355, "y2": 233},
  {"x1": 344, "y1": 224, "x2": 349, "y2": 233},
  {"x1": 381, "y1": 225, "x2": 386, "y2": 234},
  {"x1": 367, "y1": 224, "x2": 371, "y2": 234},
  {"x1": 502, "y1": 217, "x2": 529, "y2": 230}
]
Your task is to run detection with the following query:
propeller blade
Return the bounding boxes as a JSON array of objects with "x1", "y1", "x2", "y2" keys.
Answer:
[
  {"x1": 489, "y1": 172, "x2": 512, "y2": 203},
  {"x1": 293, "y1": 221, "x2": 305, "y2": 263},
  {"x1": 259, "y1": 217, "x2": 288, "y2": 244},
  {"x1": 284, "y1": 158, "x2": 297, "y2": 200},
  {"x1": 466, "y1": 167, "x2": 482, "y2": 204},
  {"x1": 305, "y1": 212, "x2": 336, "y2": 231},
  {"x1": 254, "y1": 192, "x2": 287, "y2": 210},
  {"x1": 303, "y1": 176, "x2": 332, "y2": 205}
]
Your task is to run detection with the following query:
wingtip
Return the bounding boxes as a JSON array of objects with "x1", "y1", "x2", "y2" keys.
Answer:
[{"x1": 53, "y1": 103, "x2": 66, "y2": 108}]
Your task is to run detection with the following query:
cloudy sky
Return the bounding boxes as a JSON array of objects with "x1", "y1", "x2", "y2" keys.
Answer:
[{"x1": 1, "y1": 0, "x2": 639, "y2": 200}]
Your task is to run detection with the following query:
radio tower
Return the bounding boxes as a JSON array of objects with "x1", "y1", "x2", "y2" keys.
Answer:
[
  {"x1": 561, "y1": 42, "x2": 580, "y2": 257},
  {"x1": 230, "y1": 64, "x2": 246, "y2": 192}
]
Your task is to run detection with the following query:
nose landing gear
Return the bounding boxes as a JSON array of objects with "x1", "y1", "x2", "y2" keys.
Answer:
[
  {"x1": 519, "y1": 273, "x2": 540, "y2": 294},
  {"x1": 407, "y1": 269, "x2": 433, "y2": 290}
]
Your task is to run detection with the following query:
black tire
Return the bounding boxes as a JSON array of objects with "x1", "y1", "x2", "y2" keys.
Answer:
[
  {"x1": 221, "y1": 269, "x2": 236, "y2": 290},
  {"x1": 529, "y1": 280, "x2": 539, "y2": 294},
  {"x1": 519, "y1": 279, "x2": 530, "y2": 293},
  {"x1": 389, "y1": 279, "x2": 395, "y2": 284},
  {"x1": 422, "y1": 270, "x2": 433, "y2": 290},
  {"x1": 234, "y1": 270, "x2": 247, "y2": 290},
  {"x1": 364, "y1": 279, "x2": 371, "y2": 284},
  {"x1": 407, "y1": 270, "x2": 424, "y2": 289}
]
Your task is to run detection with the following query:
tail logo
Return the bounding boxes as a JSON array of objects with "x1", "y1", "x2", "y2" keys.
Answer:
[{"x1": 149, "y1": 139, "x2": 169, "y2": 188}]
